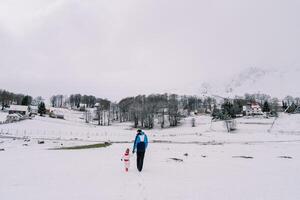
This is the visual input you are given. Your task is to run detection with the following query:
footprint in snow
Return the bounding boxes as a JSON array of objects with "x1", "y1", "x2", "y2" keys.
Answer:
[
  {"x1": 278, "y1": 156, "x2": 293, "y2": 159},
  {"x1": 232, "y1": 156, "x2": 254, "y2": 159}
]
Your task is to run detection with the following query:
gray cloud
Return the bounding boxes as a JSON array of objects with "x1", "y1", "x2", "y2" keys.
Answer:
[{"x1": 0, "y1": 0, "x2": 300, "y2": 101}]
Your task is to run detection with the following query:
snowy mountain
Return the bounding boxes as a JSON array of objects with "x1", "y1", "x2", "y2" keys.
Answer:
[{"x1": 201, "y1": 67, "x2": 300, "y2": 99}]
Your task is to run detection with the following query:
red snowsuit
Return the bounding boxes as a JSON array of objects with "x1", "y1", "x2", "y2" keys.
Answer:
[{"x1": 122, "y1": 151, "x2": 130, "y2": 172}]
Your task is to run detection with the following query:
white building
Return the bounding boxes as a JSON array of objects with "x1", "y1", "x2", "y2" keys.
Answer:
[
  {"x1": 8, "y1": 105, "x2": 29, "y2": 116},
  {"x1": 243, "y1": 103, "x2": 263, "y2": 116}
]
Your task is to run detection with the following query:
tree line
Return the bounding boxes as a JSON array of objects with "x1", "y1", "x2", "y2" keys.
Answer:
[
  {"x1": 0, "y1": 89, "x2": 33, "y2": 109},
  {"x1": 2, "y1": 88, "x2": 300, "y2": 128},
  {"x1": 118, "y1": 94, "x2": 216, "y2": 129},
  {"x1": 48, "y1": 92, "x2": 300, "y2": 127},
  {"x1": 212, "y1": 93, "x2": 300, "y2": 120},
  {"x1": 50, "y1": 94, "x2": 101, "y2": 109}
]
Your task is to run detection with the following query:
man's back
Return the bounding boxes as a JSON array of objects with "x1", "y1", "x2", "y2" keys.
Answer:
[
  {"x1": 133, "y1": 132, "x2": 148, "y2": 152},
  {"x1": 133, "y1": 129, "x2": 148, "y2": 172}
]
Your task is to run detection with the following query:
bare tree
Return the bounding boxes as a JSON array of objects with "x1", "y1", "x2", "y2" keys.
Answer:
[
  {"x1": 168, "y1": 94, "x2": 179, "y2": 127},
  {"x1": 284, "y1": 95, "x2": 294, "y2": 106}
]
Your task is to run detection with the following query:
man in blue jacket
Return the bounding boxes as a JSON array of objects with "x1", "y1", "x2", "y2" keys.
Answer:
[{"x1": 132, "y1": 129, "x2": 148, "y2": 172}]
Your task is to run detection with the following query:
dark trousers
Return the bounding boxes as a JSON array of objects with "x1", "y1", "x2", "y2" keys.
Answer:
[{"x1": 136, "y1": 151, "x2": 145, "y2": 171}]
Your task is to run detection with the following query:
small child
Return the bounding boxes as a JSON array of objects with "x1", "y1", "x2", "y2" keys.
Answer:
[{"x1": 121, "y1": 148, "x2": 130, "y2": 172}]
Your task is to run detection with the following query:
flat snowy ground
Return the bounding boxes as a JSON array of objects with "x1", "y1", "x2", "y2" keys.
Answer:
[
  {"x1": 0, "y1": 111, "x2": 7, "y2": 123},
  {"x1": 1, "y1": 111, "x2": 300, "y2": 200}
]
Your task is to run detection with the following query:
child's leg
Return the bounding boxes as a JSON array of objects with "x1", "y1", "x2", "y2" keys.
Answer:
[{"x1": 125, "y1": 161, "x2": 130, "y2": 172}]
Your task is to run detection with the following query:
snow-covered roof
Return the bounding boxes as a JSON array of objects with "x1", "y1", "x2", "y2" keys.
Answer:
[{"x1": 8, "y1": 105, "x2": 29, "y2": 112}]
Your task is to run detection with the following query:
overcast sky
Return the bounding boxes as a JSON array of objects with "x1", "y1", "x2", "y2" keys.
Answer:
[{"x1": 0, "y1": 0, "x2": 299, "y2": 101}]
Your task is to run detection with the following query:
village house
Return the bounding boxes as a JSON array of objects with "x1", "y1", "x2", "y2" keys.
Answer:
[
  {"x1": 8, "y1": 105, "x2": 30, "y2": 116},
  {"x1": 243, "y1": 103, "x2": 263, "y2": 116}
]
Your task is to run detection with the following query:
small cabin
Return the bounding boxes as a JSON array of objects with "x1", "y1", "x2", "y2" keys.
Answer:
[{"x1": 8, "y1": 105, "x2": 29, "y2": 116}]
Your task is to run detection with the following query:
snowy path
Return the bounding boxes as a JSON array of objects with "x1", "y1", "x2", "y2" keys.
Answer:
[{"x1": 1, "y1": 140, "x2": 300, "y2": 200}]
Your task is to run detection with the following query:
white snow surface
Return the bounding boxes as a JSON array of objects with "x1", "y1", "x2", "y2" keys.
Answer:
[
  {"x1": 1, "y1": 110, "x2": 300, "y2": 200},
  {"x1": 0, "y1": 111, "x2": 7, "y2": 122}
]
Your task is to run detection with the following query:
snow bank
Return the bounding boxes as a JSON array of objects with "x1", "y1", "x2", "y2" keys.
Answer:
[{"x1": 271, "y1": 113, "x2": 300, "y2": 134}]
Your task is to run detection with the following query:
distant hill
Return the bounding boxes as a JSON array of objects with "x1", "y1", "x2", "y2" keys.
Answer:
[
  {"x1": 226, "y1": 67, "x2": 300, "y2": 98},
  {"x1": 200, "y1": 67, "x2": 300, "y2": 99}
]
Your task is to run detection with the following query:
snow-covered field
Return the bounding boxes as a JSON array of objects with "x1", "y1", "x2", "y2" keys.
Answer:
[
  {"x1": 1, "y1": 110, "x2": 300, "y2": 200},
  {"x1": 0, "y1": 111, "x2": 7, "y2": 123}
]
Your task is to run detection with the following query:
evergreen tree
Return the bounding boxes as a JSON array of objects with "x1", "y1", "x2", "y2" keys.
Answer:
[
  {"x1": 222, "y1": 101, "x2": 234, "y2": 118},
  {"x1": 38, "y1": 102, "x2": 46, "y2": 116},
  {"x1": 21, "y1": 95, "x2": 32, "y2": 106},
  {"x1": 282, "y1": 101, "x2": 288, "y2": 110},
  {"x1": 262, "y1": 101, "x2": 270, "y2": 112}
]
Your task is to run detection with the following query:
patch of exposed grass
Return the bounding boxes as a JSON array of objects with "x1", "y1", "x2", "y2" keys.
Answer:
[{"x1": 51, "y1": 142, "x2": 111, "y2": 150}]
